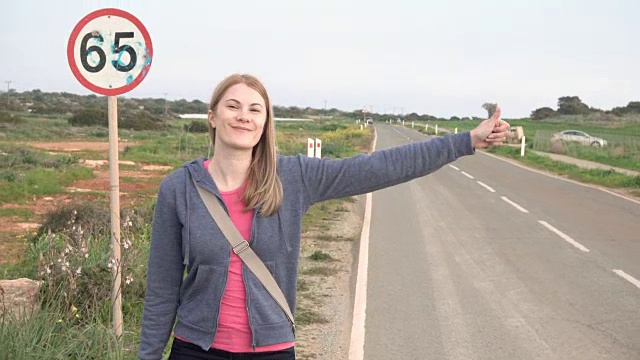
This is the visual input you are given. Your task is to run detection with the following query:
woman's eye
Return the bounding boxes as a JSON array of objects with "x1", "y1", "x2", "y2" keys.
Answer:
[
  {"x1": 227, "y1": 105, "x2": 238, "y2": 109},
  {"x1": 250, "y1": 109, "x2": 261, "y2": 113}
]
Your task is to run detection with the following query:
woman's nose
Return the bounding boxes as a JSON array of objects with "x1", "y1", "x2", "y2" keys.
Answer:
[{"x1": 236, "y1": 109, "x2": 250, "y2": 122}]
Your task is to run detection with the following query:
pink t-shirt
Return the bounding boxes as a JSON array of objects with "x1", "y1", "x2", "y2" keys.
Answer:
[{"x1": 177, "y1": 160, "x2": 294, "y2": 352}]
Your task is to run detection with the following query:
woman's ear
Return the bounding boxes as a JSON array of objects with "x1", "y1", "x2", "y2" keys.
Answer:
[{"x1": 208, "y1": 110, "x2": 215, "y2": 128}]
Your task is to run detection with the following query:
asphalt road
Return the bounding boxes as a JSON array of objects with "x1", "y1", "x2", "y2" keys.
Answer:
[{"x1": 360, "y1": 123, "x2": 640, "y2": 360}]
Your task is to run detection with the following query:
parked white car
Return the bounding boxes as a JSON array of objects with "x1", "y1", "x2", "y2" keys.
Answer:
[{"x1": 551, "y1": 130, "x2": 608, "y2": 147}]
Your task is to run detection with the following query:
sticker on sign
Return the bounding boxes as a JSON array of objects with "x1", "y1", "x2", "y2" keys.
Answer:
[{"x1": 67, "y1": 8, "x2": 153, "y2": 96}]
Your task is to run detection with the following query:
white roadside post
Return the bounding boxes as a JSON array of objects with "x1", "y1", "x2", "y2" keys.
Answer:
[
  {"x1": 307, "y1": 138, "x2": 315, "y2": 157},
  {"x1": 315, "y1": 138, "x2": 322, "y2": 159},
  {"x1": 435, "y1": 124, "x2": 438, "y2": 134},
  {"x1": 67, "y1": 8, "x2": 153, "y2": 338},
  {"x1": 411, "y1": 121, "x2": 414, "y2": 128},
  {"x1": 521, "y1": 136, "x2": 526, "y2": 156},
  {"x1": 425, "y1": 124, "x2": 429, "y2": 133},
  {"x1": 402, "y1": 120, "x2": 405, "y2": 126},
  {"x1": 455, "y1": 127, "x2": 458, "y2": 134}
]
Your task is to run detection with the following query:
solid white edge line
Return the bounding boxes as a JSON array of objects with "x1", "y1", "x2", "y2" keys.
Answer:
[
  {"x1": 538, "y1": 220, "x2": 590, "y2": 253},
  {"x1": 349, "y1": 192, "x2": 372, "y2": 360},
  {"x1": 349, "y1": 128, "x2": 377, "y2": 360},
  {"x1": 477, "y1": 181, "x2": 496, "y2": 193},
  {"x1": 449, "y1": 165, "x2": 460, "y2": 171},
  {"x1": 500, "y1": 196, "x2": 530, "y2": 213},
  {"x1": 478, "y1": 150, "x2": 640, "y2": 206},
  {"x1": 461, "y1": 171, "x2": 474, "y2": 179},
  {"x1": 613, "y1": 269, "x2": 640, "y2": 289}
]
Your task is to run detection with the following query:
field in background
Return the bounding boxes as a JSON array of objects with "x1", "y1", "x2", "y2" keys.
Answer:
[{"x1": 391, "y1": 115, "x2": 640, "y2": 172}]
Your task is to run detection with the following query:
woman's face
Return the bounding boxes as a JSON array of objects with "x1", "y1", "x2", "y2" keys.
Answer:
[{"x1": 209, "y1": 83, "x2": 267, "y2": 152}]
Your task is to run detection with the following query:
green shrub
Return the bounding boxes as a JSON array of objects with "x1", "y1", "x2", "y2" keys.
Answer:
[
  {"x1": 309, "y1": 250, "x2": 333, "y2": 261},
  {"x1": 119, "y1": 111, "x2": 165, "y2": 131},
  {"x1": 0, "y1": 111, "x2": 25, "y2": 124},
  {"x1": 183, "y1": 120, "x2": 209, "y2": 133},
  {"x1": 68, "y1": 109, "x2": 108, "y2": 127}
]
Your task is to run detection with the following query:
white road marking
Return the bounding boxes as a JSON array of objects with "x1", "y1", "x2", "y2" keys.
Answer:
[
  {"x1": 500, "y1": 196, "x2": 530, "y2": 213},
  {"x1": 349, "y1": 192, "x2": 372, "y2": 360},
  {"x1": 538, "y1": 220, "x2": 590, "y2": 252},
  {"x1": 613, "y1": 269, "x2": 640, "y2": 289},
  {"x1": 477, "y1": 181, "x2": 496, "y2": 193},
  {"x1": 349, "y1": 129, "x2": 377, "y2": 360},
  {"x1": 449, "y1": 165, "x2": 460, "y2": 171},
  {"x1": 478, "y1": 150, "x2": 640, "y2": 205},
  {"x1": 461, "y1": 171, "x2": 474, "y2": 179}
]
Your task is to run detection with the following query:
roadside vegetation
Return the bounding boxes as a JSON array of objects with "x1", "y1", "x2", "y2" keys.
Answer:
[{"x1": 0, "y1": 108, "x2": 373, "y2": 359}]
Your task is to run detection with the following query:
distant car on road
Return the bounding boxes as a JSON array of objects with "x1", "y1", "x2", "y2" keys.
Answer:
[
  {"x1": 551, "y1": 130, "x2": 608, "y2": 147},
  {"x1": 365, "y1": 117, "x2": 373, "y2": 124}
]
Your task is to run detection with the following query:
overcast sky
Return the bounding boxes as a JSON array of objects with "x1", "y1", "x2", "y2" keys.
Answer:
[{"x1": 2, "y1": 0, "x2": 639, "y2": 118}]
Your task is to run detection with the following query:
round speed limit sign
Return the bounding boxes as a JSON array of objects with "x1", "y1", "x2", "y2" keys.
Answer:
[{"x1": 67, "y1": 8, "x2": 153, "y2": 96}]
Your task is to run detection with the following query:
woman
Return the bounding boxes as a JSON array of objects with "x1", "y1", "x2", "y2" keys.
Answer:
[{"x1": 138, "y1": 74, "x2": 509, "y2": 360}]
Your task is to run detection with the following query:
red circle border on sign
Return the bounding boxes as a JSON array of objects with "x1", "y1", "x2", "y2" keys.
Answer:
[{"x1": 67, "y1": 8, "x2": 153, "y2": 96}]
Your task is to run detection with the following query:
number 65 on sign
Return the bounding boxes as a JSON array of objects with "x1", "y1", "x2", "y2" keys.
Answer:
[{"x1": 67, "y1": 8, "x2": 153, "y2": 96}]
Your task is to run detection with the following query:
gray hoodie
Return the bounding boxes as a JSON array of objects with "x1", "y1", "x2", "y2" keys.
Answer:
[{"x1": 138, "y1": 131, "x2": 474, "y2": 359}]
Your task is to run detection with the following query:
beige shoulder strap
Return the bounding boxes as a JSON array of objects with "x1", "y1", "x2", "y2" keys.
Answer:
[{"x1": 191, "y1": 178, "x2": 295, "y2": 330}]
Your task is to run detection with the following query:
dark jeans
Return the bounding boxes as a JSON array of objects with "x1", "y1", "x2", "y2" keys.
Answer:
[{"x1": 169, "y1": 338, "x2": 296, "y2": 360}]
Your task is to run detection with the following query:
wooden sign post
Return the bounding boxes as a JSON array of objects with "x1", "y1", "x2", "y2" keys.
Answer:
[{"x1": 67, "y1": 8, "x2": 153, "y2": 337}]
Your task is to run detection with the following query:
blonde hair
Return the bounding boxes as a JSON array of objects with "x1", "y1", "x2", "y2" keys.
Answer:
[{"x1": 208, "y1": 74, "x2": 283, "y2": 216}]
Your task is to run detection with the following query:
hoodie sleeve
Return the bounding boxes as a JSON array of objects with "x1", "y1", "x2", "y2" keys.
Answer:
[
  {"x1": 299, "y1": 132, "x2": 474, "y2": 205},
  {"x1": 139, "y1": 177, "x2": 185, "y2": 360}
]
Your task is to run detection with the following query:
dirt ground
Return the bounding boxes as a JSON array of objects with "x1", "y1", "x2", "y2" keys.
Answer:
[
  {"x1": 27, "y1": 140, "x2": 136, "y2": 152},
  {"x1": 0, "y1": 141, "x2": 166, "y2": 266},
  {"x1": 295, "y1": 198, "x2": 363, "y2": 360}
]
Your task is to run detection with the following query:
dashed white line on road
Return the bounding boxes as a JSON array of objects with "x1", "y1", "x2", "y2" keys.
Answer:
[
  {"x1": 613, "y1": 270, "x2": 640, "y2": 289},
  {"x1": 500, "y1": 196, "x2": 530, "y2": 213},
  {"x1": 477, "y1": 181, "x2": 496, "y2": 193},
  {"x1": 538, "y1": 220, "x2": 590, "y2": 252},
  {"x1": 461, "y1": 171, "x2": 474, "y2": 179},
  {"x1": 449, "y1": 165, "x2": 460, "y2": 171}
]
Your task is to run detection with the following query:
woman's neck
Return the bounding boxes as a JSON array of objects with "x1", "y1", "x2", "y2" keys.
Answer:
[{"x1": 209, "y1": 147, "x2": 252, "y2": 192}]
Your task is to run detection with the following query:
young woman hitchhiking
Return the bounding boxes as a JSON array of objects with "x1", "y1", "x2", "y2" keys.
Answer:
[{"x1": 138, "y1": 74, "x2": 509, "y2": 360}]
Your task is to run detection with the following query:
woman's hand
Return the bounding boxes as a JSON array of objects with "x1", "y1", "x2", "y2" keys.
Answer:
[{"x1": 470, "y1": 106, "x2": 510, "y2": 149}]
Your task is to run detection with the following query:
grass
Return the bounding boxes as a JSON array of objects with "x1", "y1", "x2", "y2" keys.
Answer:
[
  {"x1": 0, "y1": 207, "x2": 34, "y2": 220},
  {"x1": 531, "y1": 129, "x2": 640, "y2": 171},
  {"x1": 0, "y1": 166, "x2": 94, "y2": 204},
  {"x1": 308, "y1": 250, "x2": 334, "y2": 262},
  {"x1": 486, "y1": 146, "x2": 640, "y2": 190},
  {"x1": 294, "y1": 307, "x2": 329, "y2": 326}
]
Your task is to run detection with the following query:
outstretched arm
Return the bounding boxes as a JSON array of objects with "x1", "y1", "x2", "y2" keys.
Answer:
[{"x1": 297, "y1": 108, "x2": 510, "y2": 205}]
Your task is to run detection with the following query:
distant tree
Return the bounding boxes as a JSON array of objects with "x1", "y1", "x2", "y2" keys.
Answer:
[
  {"x1": 482, "y1": 103, "x2": 497, "y2": 118},
  {"x1": 611, "y1": 101, "x2": 640, "y2": 116},
  {"x1": 449, "y1": 116, "x2": 461, "y2": 121},
  {"x1": 530, "y1": 107, "x2": 556, "y2": 120},
  {"x1": 557, "y1": 96, "x2": 590, "y2": 115},
  {"x1": 626, "y1": 101, "x2": 640, "y2": 113}
]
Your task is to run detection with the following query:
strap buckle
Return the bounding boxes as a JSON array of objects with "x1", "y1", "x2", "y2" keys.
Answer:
[{"x1": 232, "y1": 241, "x2": 250, "y2": 255}]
